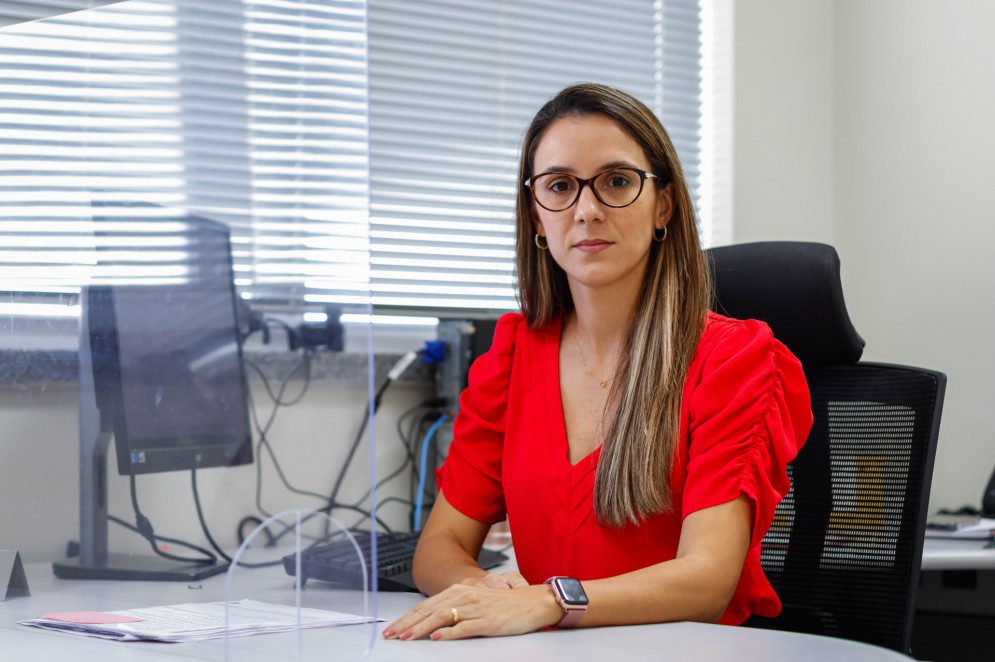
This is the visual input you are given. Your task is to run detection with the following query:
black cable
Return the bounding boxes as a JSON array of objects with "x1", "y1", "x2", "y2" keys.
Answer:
[
  {"x1": 326, "y1": 376, "x2": 391, "y2": 510},
  {"x1": 240, "y1": 350, "x2": 395, "y2": 548},
  {"x1": 243, "y1": 350, "x2": 314, "y2": 521},
  {"x1": 375, "y1": 496, "x2": 417, "y2": 511},
  {"x1": 325, "y1": 351, "x2": 420, "y2": 511},
  {"x1": 351, "y1": 401, "x2": 445, "y2": 509},
  {"x1": 248, "y1": 407, "x2": 393, "y2": 534},
  {"x1": 127, "y1": 474, "x2": 216, "y2": 565},
  {"x1": 237, "y1": 516, "x2": 276, "y2": 547},
  {"x1": 107, "y1": 514, "x2": 217, "y2": 560},
  {"x1": 191, "y1": 467, "x2": 281, "y2": 568},
  {"x1": 247, "y1": 362, "x2": 391, "y2": 529},
  {"x1": 244, "y1": 348, "x2": 313, "y2": 410}
]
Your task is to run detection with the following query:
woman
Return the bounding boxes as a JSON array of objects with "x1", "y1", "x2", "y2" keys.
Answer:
[{"x1": 384, "y1": 83, "x2": 813, "y2": 641}]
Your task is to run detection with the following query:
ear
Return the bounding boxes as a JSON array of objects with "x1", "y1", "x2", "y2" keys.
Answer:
[
  {"x1": 655, "y1": 182, "x2": 675, "y2": 230},
  {"x1": 534, "y1": 220, "x2": 546, "y2": 238}
]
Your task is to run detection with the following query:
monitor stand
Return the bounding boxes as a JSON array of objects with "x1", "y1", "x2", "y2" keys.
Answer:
[
  {"x1": 52, "y1": 554, "x2": 228, "y2": 582},
  {"x1": 52, "y1": 293, "x2": 226, "y2": 582}
]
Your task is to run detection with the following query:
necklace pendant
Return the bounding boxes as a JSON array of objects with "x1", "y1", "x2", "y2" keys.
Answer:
[{"x1": 599, "y1": 380, "x2": 608, "y2": 389}]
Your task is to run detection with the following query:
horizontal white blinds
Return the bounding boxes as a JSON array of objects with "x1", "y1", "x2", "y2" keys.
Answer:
[
  {"x1": 0, "y1": 0, "x2": 370, "y2": 308},
  {"x1": 367, "y1": 0, "x2": 702, "y2": 313},
  {"x1": 0, "y1": 1, "x2": 121, "y2": 26},
  {"x1": 1, "y1": 0, "x2": 701, "y2": 317}
]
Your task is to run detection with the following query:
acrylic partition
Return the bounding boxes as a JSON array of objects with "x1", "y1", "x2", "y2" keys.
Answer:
[{"x1": 0, "y1": 0, "x2": 384, "y2": 657}]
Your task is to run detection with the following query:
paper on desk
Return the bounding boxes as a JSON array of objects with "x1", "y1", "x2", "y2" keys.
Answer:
[
  {"x1": 924, "y1": 517, "x2": 995, "y2": 539},
  {"x1": 19, "y1": 598, "x2": 381, "y2": 643}
]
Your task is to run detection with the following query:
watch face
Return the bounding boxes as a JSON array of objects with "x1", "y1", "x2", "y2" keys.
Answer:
[{"x1": 555, "y1": 577, "x2": 589, "y2": 606}]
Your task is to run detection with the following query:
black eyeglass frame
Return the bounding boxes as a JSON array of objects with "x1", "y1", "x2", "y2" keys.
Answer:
[{"x1": 523, "y1": 167, "x2": 659, "y2": 212}]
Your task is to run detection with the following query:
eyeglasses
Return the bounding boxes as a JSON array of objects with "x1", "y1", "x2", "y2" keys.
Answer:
[{"x1": 524, "y1": 167, "x2": 658, "y2": 212}]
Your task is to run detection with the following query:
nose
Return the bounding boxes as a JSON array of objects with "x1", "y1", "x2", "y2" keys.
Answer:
[{"x1": 572, "y1": 181, "x2": 605, "y2": 223}]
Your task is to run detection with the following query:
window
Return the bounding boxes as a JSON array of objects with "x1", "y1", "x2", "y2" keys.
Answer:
[
  {"x1": 366, "y1": 0, "x2": 704, "y2": 314},
  {"x1": 0, "y1": 0, "x2": 705, "y2": 338}
]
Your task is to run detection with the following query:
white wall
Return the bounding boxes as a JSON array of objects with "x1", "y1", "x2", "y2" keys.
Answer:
[
  {"x1": 731, "y1": 0, "x2": 835, "y2": 245},
  {"x1": 0, "y1": 378, "x2": 435, "y2": 563},
  {"x1": 733, "y1": 0, "x2": 995, "y2": 511},
  {"x1": 834, "y1": 0, "x2": 995, "y2": 511}
]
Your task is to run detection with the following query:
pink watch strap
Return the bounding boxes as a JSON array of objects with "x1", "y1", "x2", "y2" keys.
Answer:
[
  {"x1": 545, "y1": 576, "x2": 588, "y2": 628},
  {"x1": 556, "y1": 603, "x2": 586, "y2": 627}
]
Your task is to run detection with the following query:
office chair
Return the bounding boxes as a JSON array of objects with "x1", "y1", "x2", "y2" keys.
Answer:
[{"x1": 707, "y1": 241, "x2": 946, "y2": 654}]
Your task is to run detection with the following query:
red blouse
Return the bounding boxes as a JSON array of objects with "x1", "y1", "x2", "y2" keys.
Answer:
[{"x1": 436, "y1": 311, "x2": 813, "y2": 625}]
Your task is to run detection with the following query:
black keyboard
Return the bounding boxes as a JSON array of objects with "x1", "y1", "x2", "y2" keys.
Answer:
[{"x1": 282, "y1": 530, "x2": 509, "y2": 592}]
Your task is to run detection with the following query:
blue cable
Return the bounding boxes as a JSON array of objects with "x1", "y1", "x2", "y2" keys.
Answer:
[{"x1": 413, "y1": 413, "x2": 449, "y2": 533}]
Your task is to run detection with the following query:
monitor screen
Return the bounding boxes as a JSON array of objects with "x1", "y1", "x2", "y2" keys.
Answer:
[{"x1": 87, "y1": 213, "x2": 253, "y2": 475}]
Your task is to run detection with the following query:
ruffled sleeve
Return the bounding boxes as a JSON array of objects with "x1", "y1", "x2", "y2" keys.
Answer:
[
  {"x1": 682, "y1": 317, "x2": 813, "y2": 550},
  {"x1": 434, "y1": 312, "x2": 523, "y2": 525}
]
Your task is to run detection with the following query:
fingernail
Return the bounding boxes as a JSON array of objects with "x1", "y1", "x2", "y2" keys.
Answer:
[
  {"x1": 382, "y1": 628, "x2": 395, "y2": 638},
  {"x1": 398, "y1": 630, "x2": 412, "y2": 641},
  {"x1": 431, "y1": 632, "x2": 442, "y2": 641}
]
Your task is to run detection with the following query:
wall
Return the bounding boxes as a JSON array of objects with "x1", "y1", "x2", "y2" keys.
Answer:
[
  {"x1": 733, "y1": 0, "x2": 995, "y2": 511},
  {"x1": 0, "y1": 376, "x2": 436, "y2": 563},
  {"x1": 833, "y1": 0, "x2": 995, "y2": 511},
  {"x1": 731, "y1": 0, "x2": 835, "y2": 245}
]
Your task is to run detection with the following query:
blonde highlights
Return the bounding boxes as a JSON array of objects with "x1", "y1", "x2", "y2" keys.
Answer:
[{"x1": 515, "y1": 84, "x2": 712, "y2": 526}]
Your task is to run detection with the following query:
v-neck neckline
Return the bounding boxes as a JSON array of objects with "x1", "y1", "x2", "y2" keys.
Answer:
[{"x1": 548, "y1": 316, "x2": 604, "y2": 471}]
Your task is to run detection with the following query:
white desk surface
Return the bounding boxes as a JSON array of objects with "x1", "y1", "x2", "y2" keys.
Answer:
[
  {"x1": 0, "y1": 563, "x2": 911, "y2": 661},
  {"x1": 921, "y1": 537, "x2": 995, "y2": 571}
]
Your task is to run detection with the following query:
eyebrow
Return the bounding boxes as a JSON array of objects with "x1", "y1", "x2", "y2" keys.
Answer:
[{"x1": 536, "y1": 160, "x2": 642, "y2": 175}]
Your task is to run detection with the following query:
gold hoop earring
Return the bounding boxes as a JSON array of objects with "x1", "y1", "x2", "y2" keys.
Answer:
[
  {"x1": 653, "y1": 226, "x2": 668, "y2": 242},
  {"x1": 534, "y1": 233, "x2": 549, "y2": 250}
]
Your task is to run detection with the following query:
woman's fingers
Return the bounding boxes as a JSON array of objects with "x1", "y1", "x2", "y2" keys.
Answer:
[
  {"x1": 383, "y1": 585, "x2": 472, "y2": 639},
  {"x1": 397, "y1": 604, "x2": 467, "y2": 641},
  {"x1": 383, "y1": 583, "x2": 562, "y2": 641}
]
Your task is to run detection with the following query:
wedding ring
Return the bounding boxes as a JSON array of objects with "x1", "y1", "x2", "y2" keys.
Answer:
[{"x1": 451, "y1": 607, "x2": 460, "y2": 625}]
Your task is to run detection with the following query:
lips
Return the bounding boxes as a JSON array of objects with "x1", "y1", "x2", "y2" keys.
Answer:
[{"x1": 574, "y1": 239, "x2": 612, "y2": 254}]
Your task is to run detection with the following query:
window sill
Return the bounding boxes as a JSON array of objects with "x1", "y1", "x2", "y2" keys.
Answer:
[{"x1": 0, "y1": 347, "x2": 434, "y2": 392}]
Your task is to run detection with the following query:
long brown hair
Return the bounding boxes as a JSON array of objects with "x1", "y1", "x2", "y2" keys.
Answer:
[{"x1": 515, "y1": 83, "x2": 712, "y2": 526}]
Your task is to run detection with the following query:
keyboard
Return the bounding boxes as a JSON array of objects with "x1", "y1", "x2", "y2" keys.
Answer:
[{"x1": 282, "y1": 530, "x2": 509, "y2": 592}]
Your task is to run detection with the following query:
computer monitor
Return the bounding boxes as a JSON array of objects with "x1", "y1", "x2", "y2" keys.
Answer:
[{"x1": 53, "y1": 211, "x2": 253, "y2": 581}]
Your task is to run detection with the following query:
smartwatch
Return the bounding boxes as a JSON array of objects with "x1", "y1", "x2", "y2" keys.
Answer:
[{"x1": 544, "y1": 576, "x2": 588, "y2": 627}]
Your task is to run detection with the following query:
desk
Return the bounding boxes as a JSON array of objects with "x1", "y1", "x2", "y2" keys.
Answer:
[
  {"x1": 914, "y1": 538, "x2": 995, "y2": 661},
  {"x1": 0, "y1": 563, "x2": 912, "y2": 661},
  {"x1": 921, "y1": 536, "x2": 995, "y2": 571}
]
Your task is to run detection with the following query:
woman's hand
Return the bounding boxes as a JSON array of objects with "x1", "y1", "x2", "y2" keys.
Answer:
[
  {"x1": 460, "y1": 570, "x2": 529, "y2": 590},
  {"x1": 382, "y1": 582, "x2": 563, "y2": 641}
]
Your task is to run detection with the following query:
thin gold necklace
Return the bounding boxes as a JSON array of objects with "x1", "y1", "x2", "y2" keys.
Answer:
[{"x1": 573, "y1": 332, "x2": 613, "y2": 389}]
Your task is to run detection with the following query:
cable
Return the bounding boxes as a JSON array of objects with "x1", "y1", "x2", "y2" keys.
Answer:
[
  {"x1": 239, "y1": 344, "x2": 397, "y2": 547},
  {"x1": 107, "y1": 515, "x2": 217, "y2": 561},
  {"x1": 243, "y1": 350, "x2": 315, "y2": 520},
  {"x1": 244, "y1": 348, "x2": 313, "y2": 410},
  {"x1": 246, "y1": 403, "x2": 393, "y2": 542},
  {"x1": 413, "y1": 413, "x2": 449, "y2": 533},
  {"x1": 327, "y1": 350, "x2": 420, "y2": 511},
  {"x1": 350, "y1": 400, "x2": 446, "y2": 509},
  {"x1": 127, "y1": 474, "x2": 216, "y2": 565},
  {"x1": 191, "y1": 467, "x2": 282, "y2": 568}
]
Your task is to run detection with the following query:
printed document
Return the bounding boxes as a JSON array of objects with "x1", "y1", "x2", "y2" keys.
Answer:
[{"x1": 19, "y1": 599, "x2": 380, "y2": 643}]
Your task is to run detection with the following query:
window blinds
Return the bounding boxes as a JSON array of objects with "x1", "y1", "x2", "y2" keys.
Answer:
[
  {"x1": 366, "y1": 0, "x2": 703, "y2": 314},
  {"x1": 0, "y1": 1, "x2": 121, "y2": 27},
  {"x1": 1, "y1": 0, "x2": 702, "y2": 321},
  {"x1": 0, "y1": 0, "x2": 370, "y2": 311}
]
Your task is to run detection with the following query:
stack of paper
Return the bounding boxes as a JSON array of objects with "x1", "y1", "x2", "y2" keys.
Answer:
[
  {"x1": 18, "y1": 599, "x2": 380, "y2": 643},
  {"x1": 924, "y1": 516, "x2": 995, "y2": 539}
]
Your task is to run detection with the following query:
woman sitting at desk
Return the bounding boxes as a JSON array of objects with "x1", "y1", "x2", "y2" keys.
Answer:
[{"x1": 384, "y1": 83, "x2": 813, "y2": 641}]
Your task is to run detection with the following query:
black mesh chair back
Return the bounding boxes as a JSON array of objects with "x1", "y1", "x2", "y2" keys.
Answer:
[{"x1": 708, "y1": 241, "x2": 946, "y2": 654}]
